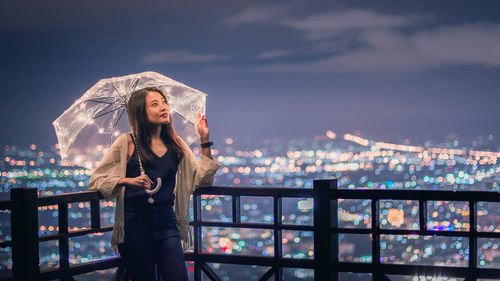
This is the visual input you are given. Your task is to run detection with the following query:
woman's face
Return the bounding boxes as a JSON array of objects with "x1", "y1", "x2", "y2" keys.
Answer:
[{"x1": 145, "y1": 91, "x2": 170, "y2": 125}]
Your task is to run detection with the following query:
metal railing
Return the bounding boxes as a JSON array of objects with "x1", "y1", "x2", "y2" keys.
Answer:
[
  {"x1": 329, "y1": 188, "x2": 500, "y2": 280},
  {"x1": 185, "y1": 179, "x2": 333, "y2": 280},
  {"x1": 0, "y1": 188, "x2": 120, "y2": 281},
  {"x1": 0, "y1": 179, "x2": 499, "y2": 280}
]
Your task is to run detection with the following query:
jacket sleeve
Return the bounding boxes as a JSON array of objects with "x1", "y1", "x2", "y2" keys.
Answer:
[
  {"x1": 88, "y1": 135, "x2": 127, "y2": 200},
  {"x1": 182, "y1": 139, "x2": 222, "y2": 191}
]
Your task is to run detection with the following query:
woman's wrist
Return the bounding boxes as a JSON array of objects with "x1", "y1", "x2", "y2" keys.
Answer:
[
  {"x1": 200, "y1": 136, "x2": 210, "y2": 143},
  {"x1": 200, "y1": 141, "x2": 213, "y2": 148},
  {"x1": 117, "y1": 178, "x2": 129, "y2": 186}
]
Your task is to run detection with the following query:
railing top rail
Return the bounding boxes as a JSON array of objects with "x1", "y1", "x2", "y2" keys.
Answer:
[
  {"x1": 194, "y1": 186, "x2": 316, "y2": 197},
  {"x1": 38, "y1": 190, "x2": 104, "y2": 206},
  {"x1": 332, "y1": 189, "x2": 500, "y2": 202},
  {"x1": 0, "y1": 200, "x2": 14, "y2": 210},
  {"x1": 1, "y1": 186, "x2": 497, "y2": 207}
]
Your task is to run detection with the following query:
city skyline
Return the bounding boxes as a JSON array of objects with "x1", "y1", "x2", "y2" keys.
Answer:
[
  {"x1": 1, "y1": 131, "x2": 499, "y2": 280},
  {"x1": 1, "y1": 0, "x2": 500, "y2": 147}
]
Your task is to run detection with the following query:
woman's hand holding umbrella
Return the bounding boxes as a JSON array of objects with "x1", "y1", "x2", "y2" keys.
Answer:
[{"x1": 118, "y1": 174, "x2": 154, "y2": 190}]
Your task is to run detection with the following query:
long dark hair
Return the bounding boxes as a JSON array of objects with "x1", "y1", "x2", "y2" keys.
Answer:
[{"x1": 126, "y1": 87, "x2": 184, "y2": 164}]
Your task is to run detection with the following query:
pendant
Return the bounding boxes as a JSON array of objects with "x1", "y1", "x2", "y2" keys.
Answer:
[{"x1": 147, "y1": 197, "x2": 154, "y2": 204}]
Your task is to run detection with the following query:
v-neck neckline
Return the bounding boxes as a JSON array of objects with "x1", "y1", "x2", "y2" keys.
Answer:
[{"x1": 153, "y1": 148, "x2": 168, "y2": 159}]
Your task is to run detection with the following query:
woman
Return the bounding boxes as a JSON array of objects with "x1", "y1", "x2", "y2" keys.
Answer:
[{"x1": 88, "y1": 87, "x2": 221, "y2": 281}]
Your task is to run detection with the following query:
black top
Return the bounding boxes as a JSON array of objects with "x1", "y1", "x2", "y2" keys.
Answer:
[{"x1": 124, "y1": 142, "x2": 179, "y2": 209}]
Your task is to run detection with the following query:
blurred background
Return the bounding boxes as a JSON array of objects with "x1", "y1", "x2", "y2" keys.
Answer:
[{"x1": 1, "y1": 0, "x2": 499, "y2": 280}]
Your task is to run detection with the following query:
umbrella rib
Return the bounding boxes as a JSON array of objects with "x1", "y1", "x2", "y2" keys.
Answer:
[
  {"x1": 83, "y1": 96, "x2": 114, "y2": 101},
  {"x1": 113, "y1": 108, "x2": 126, "y2": 128},
  {"x1": 111, "y1": 82, "x2": 128, "y2": 104},
  {"x1": 91, "y1": 103, "x2": 113, "y2": 118},
  {"x1": 93, "y1": 106, "x2": 125, "y2": 119},
  {"x1": 173, "y1": 111, "x2": 195, "y2": 125},
  {"x1": 129, "y1": 78, "x2": 140, "y2": 93},
  {"x1": 85, "y1": 99, "x2": 115, "y2": 105}
]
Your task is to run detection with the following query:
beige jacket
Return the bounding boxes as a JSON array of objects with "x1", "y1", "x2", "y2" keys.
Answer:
[{"x1": 88, "y1": 134, "x2": 221, "y2": 253}]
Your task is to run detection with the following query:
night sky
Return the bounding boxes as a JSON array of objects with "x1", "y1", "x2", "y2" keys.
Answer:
[{"x1": 1, "y1": 0, "x2": 500, "y2": 146}]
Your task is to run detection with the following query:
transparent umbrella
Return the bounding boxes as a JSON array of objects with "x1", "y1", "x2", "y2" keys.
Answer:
[{"x1": 53, "y1": 71, "x2": 206, "y2": 170}]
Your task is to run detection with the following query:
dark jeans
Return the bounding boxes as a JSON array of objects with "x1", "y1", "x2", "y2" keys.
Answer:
[{"x1": 118, "y1": 204, "x2": 188, "y2": 281}]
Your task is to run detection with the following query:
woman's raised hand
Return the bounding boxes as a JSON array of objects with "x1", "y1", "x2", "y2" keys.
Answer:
[{"x1": 196, "y1": 112, "x2": 210, "y2": 142}]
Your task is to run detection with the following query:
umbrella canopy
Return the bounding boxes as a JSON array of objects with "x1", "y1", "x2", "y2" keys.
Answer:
[{"x1": 53, "y1": 71, "x2": 206, "y2": 169}]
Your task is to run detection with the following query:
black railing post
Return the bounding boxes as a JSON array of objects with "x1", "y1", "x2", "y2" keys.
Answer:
[
  {"x1": 273, "y1": 196, "x2": 282, "y2": 281},
  {"x1": 419, "y1": 200, "x2": 427, "y2": 233},
  {"x1": 467, "y1": 200, "x2": 478, "y2": 281},
  {"x1": 371, "y1": 198, "x2": 381, "y2": 280},
  {"x1": 11, "y1": 188, "x2": 40, "y2": 281},
  {"x1": 233, "y1": 195, "x2": 241, "y2": 224},
  {"x1": 193, "y1": 194, "x2": 202, "y2": 281},
  {"x1": 90, "y1": 199, "x2": 101, "y2": 229},
  {"x1": 58, "y1": 202, "x2": 70, "y2": 277},
  {"x1": 313, "y1": 179, "x2": 337, "y2": 281}
]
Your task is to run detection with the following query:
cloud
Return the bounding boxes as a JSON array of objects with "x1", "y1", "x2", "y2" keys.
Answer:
[
  {"x1": 224, "y1": 5, "x2": 500, "y2": 73},
  {"x1": 140, "y1": 50, "x2": 231, "y2": 64},
  {"x1": 330, "y1": 23, "x2": 500, "y2": 71},
  {"x1": 224, "y1": 4, "x2": 292, "y2": 26},
  {"x1": 255, "y1": 50, "x2": 294, "y2": 59},
  {"x1": 316, "y1": 29, "x2": 441, "y2": 72},
  {"x1": 281, "y1": 10, "x2": 428, "y2": 39},
  {"x1": 252, "y1": 22, "x2": 500, "y2": 73},
  {"x1": 412, "y1": 23, "x2": 500, "y2": 66}
]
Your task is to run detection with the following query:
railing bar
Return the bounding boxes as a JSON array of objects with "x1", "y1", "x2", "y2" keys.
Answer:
[
  {"x1": 38, "y1": 226, "x2": 114, "y2": 242},
  {"x1": 329, "y1": 189, "x2": 500, "y2": 202},
  {"x1": 233, "y1": 195, "x2": 240, "y2": 224},
  {"x1": 27, "y1": 188, "x2": 500, "y2": 204},
  {"x1": 0, "y1": 199, "x2": 15, "y2": 210},
  {"x1": 10, "y1": 188, "x2": 40, "y2": 280},
  {"x1": 381, "y1": 274, "x2": 392, "y2": 281},
  {"x1": 274, "y1": 266, "x2": 282, "y2": 281},
  {"x1": 38, "y1": 191, "x2": 102, "y2": 206},
  {"x1": 258, "y1": 267, "x2": 275, "y2": 281},
  {"x1": 90, "y1": 199, "x2": 100, "y2": 230},
  {"x1": 469, "y1": 200, "x2": 478, "y2": 279},
  {"x1": 190, "y1": 221, "x2": 314, "y2": 231},
  {"x1": 273, "y1": 195, "x2": 282, "y2": 277},
  {"x1": 194, "y1": 260, "x2": 202, "y2": 281},
  {"x1": 331, "y1": 194, "x2": 339, "y2": 268},
  {"x1": 0, "y1": 240, "x2": 12, "y2": 248},
  {"x1": 193, "y1": 194, "x2": 201, "y2": 253},
  {"x1": 199, "y1": 262, "x2": 223, "y2": 281},
  {"x1": 195, "y1": 186, "x2": 316, "y2": 197},
  {"x1": 58, "y1": 202, "x2": 70, "y2": 270},
  {"x1": 474, "y1": 232, "x2": 500, "y2": 238},
  {"x1": 313, "y1": 179, "x2": 336, "y2": 281},
  {"x1": 39, "y1": 257, "x2": 121, "y2": 281},
  {"x1": 330, "y1": 261, "x2": 500, "y2": 278},
  {"x1": 331, "y1": 228, "x2": 500, "y2": 238},
  {"x1": 186, "y1": 253, "x2": 316, "y2": 267},
  {"x1": 371, "y1": 198, "x2": 380, "y2": 267},
  {"x1": 419, "y1": 200, "x2": 427, "y2": 233}
]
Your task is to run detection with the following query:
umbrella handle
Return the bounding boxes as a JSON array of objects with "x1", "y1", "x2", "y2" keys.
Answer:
[
  {"x1": 144, "y1": 177, "x2": 162, "y2": 194},
  {"x1": 131, "y1": 134, "x2": 161, "y2": 195}
]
